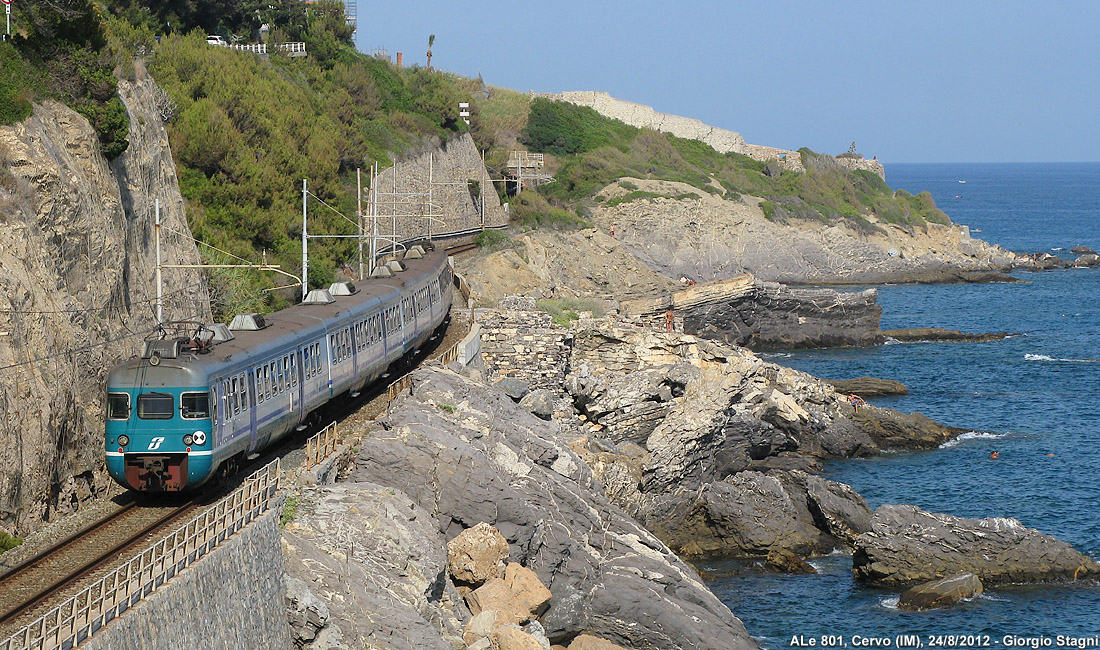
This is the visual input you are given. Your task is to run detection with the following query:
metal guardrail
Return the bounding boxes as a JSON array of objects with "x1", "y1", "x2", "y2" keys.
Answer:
[
  {"x1": 226, "y1": 42, "x2": 307, "y2": 56},
  {"x1": 0, "y1": 460, "x2": 281, "y2": 650},
  {"x1": 304, "y1": 422, "x2": 339, "y2": 470}
]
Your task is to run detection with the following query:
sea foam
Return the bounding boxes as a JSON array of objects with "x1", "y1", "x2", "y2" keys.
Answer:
[
  {"x1": 1025, "y1": 353, "x2": 1099, "y2": 363},
  {"x1": 939, "y1": 431, "x2": 1006, "y2": 449}
]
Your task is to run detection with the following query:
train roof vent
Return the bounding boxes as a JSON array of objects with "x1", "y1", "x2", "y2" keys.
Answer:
[
  {"x1": 142, "y1": 339, "x2": 179, "y2": 360},
  {"x1": 197, "y1": 324, "x2": 235, "y2": 344},
  {"x1": 405, "y1": 246, "x2": 425, "y2": 259},
  {"x1": 329, "y1": 282, "x2": 358, "y2": 296},
  {"x1": 302, "y1": 289, "x2": 335, "y2": 305},
  {"x1": 229, "y1": 313, "x2": 267, "y2": 331},
  {"x1": 370, "y1": 265, "x2": 394, "y2": 278},
  {"x1": 386, "y1": 260, "x2": 406, "y2": 273}
]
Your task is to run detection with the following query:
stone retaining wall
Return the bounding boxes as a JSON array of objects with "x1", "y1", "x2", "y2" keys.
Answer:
[
  {"x1": 81, "y1": 507, "x2": 291, "y2": 650},
  {"x1": 374, "y1": 133, "x2": 508, "y2": 244},
  {"x1": 475, "y1": 304, "x2": 571, "y2": 390}
]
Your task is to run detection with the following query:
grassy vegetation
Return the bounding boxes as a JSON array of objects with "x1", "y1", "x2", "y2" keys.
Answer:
[
  {"x1": 521, "y1": 100, "x2": 950, "y2": 231},
  {"x1": 280, "y1": 495, "x2": 300, "y2": 527},
  {"x1": 0, "y1": 531, "x2": 24, "y2": 553},
  {"x1": 606, "y1": 190, "x2": 701, "y2": 208},
  {"x1": 536, "y1": 297, "x2": 605, "y2": 327}
]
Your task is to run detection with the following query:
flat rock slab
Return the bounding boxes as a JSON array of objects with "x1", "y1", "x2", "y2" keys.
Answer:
[
  {"x1": 854, "y1": 504, "x2": 1100, "y2": 586},
  {"x1": 882, "y1": 328, "x2": 1016, "y2": 343},
  {"x1": 825, "y1": 377, "x2": 908, "y2": 397}
]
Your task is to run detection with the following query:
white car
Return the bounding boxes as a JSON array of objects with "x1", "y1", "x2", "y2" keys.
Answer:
[{"x1": 206, "y1": 35, "x2": 227, "y2": 46}]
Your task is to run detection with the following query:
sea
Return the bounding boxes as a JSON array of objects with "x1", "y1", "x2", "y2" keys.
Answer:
[{"x1": 702, "y1": 163, "x2": 1100, "y2": 648}]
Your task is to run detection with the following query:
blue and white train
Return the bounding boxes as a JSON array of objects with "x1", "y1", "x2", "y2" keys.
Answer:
[{"x1": 105, "y1": 246, "x2": 453, "y2": 492}]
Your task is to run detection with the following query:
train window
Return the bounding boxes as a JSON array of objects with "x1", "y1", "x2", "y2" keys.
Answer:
[
  {"x1": 137, "y1": 392, "x2": 174, "y2": 420},
  {"x1": 107, "y1": 393, "x2": 131, "y2": 420},
  {"x1": 257, "y1": 367, "x2": 266, "y2": 403},
  {"x1": 211, "y1": 389, "x2": 218, "y2": 425},
  {"x1": 231, "y1": 377, "x2": 239, "y2": 415},
  {"x1": 275, "y1": 361, "x2": 283, "y2": 393},
  {"x1": 329, "y1": 334, "x2": 337, "y2": 364},
  {"x1": 181, "y1": 392, "x2": 210, "y2": 419},
  {"x1": 238, "y1": 374, "x2": 247, "y2": 410}
]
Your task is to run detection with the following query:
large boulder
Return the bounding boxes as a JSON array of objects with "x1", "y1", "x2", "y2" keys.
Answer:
[
  {"x1": 448, "y1": 522, "x2": 509, "y2": 586},
  {"x1": 898, "y1": 574, "x2": 983, "y2": 611},
  {"x1": 853, "y1": 505, "x2": 1100, "y2": 586}
]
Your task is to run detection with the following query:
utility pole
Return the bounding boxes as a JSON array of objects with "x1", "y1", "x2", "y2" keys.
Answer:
[
  {"x1": 356, "y1": 168, "x2": 363, "y2": 280},
  {"x1": 155, "y1": 199, "x2": 163, "y2": 325},
  {"x1": 301, "y1": 178, "x2": 308, "y2": 300}
]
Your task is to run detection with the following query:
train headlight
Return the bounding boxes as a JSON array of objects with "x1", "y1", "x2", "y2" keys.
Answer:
[
  {"x1": 183, "y1": 434, "x2": 194, "y2": 446},
  {"x1": 117, "y1": 435, "x2": 130, "y2": 447},
  {"x1": 192, "y1": 431, "x2": 207, "y2": 445}
]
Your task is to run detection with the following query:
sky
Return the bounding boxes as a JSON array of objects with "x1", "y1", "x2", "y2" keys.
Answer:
[{"x1": 351, "y1": 1, "x2": 1100, "y2": 164}]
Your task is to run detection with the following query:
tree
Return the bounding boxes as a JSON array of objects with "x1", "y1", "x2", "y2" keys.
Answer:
[
  {"x1": 426, "y1": 33, "x2": 435, "y2": 69},
  {"x1": 848, "y1": 141, "x2": 858, "y2": 154}
]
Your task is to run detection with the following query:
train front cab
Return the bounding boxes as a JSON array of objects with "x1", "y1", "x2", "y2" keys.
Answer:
[{"x1": 105, "y1": 385, "x2": 215, "y2": 492}]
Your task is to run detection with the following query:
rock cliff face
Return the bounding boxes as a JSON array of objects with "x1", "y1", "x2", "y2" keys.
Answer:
[
  {"x1": 594, "y1": 178, "x2": 1019, "y2": 286},
  {"x1": 0, "y1": 64, "x2": 209, "y2": 535}
]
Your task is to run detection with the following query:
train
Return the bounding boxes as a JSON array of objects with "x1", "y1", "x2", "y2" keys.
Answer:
[{"x1": 105, "y1": 245, "x2": 453, "y2": 492}]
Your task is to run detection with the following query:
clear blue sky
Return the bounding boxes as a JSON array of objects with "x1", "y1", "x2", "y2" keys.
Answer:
[{"x1": 352, "y1": 1, "x2": 1099, "y2": 163}]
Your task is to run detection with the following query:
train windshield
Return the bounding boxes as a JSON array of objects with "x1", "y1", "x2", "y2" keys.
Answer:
[
  {"x1": 107, "y1": 393, "x2": 131, "y2": 420},
  {"x1": 180, "y1": 392, "x2": 210, "y2": 419},
  {"x1": 137, "y1": 392, "x2": 174, "y2": 420}
]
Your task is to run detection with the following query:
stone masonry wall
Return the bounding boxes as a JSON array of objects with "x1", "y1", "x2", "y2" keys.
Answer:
[
  {"x1": 540, "y1": 90, "x2": 885, "y2": 179},
  {"x1": 373, "y1": 133, "x2": 507, "y2": 245},
  {"x1": 475, "y1": 301, "x2": 571, "y2": 390},
  {"x1": 81, "y1": 507, "x2": 291, "y2": 650}
]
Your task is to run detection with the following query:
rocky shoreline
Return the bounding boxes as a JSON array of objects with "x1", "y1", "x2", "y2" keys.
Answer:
[{"x1": 274, "y1": 307, "x2": 1098, "y2": 648}]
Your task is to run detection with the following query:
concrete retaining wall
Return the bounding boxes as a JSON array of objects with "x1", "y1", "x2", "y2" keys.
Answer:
[{"x1": 81, "y1": 507, "x2": 291, "y2": 650}]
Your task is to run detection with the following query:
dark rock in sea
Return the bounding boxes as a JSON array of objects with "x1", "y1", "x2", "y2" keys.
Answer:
[
  {"x1": 497, "y1": 377, "x2": 531, "y2": 401},
  {"x1": 1074, "y1": 253, "x2": 1100, "y2": 267},
  {"x1": 853, "y1": 504, "x2": 1100, "y2": 586},
  {"x1": 1071, "y1": 245, "x2": 1096, "y2": 255},
  {"x1": 349, "y1": 366, "x2": 757, "y2": 650},
  {"x1": 620, "y1": 275, "x2": 885, "y2": 350},
  {"x1": 825, "y1": 377, "x2": 908, "y2": 397},
  {"x1": 897, "y1": 574, "x2": 983, "y2": 611},
  {"x1": 765, "y1": 548, "x2": 817, "y2": 574},
  {"x1": 850, "y1": 408, "x2": 961, "y2": 450},
  {"x1": 1017, "y1": 253, "x2": 1068, "y2": 270},
  {"x1": 644, "y1": 471, "x2": 840, "y2": 559},
  {"x1": 882, "y1": 328, "x2": 1016, "y2": 343},
  {"x1": 802, "y1": 473, "x2": 873, "y2": 545}
]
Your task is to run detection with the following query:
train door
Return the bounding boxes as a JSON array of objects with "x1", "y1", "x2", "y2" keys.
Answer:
[
  {"x1": 212, "y1": 378, "x2": 224, "y2": 446},
  {"x1": 295, "y1": 348, "x2": 306, "y2": 427},
  {"x1": 247, "y1": 369, "x2": 258, "y2": 453}
]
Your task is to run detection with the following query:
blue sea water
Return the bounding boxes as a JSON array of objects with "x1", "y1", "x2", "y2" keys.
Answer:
[{"x1": 704, "y1": 163, "x2": 1100, "y2": 647}]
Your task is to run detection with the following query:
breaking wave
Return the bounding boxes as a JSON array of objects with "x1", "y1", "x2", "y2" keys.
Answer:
[
  {"x1": 1025, "y1": 353, "x2": 1100, "y2": 363},
  {"x1": 939, "y1": 431, "x2": 1006, "y2": 449}
]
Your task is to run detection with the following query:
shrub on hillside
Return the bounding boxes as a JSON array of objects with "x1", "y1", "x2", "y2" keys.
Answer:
[{"x1": 522, "y1": 98, "x2": 637, "y2": 156}]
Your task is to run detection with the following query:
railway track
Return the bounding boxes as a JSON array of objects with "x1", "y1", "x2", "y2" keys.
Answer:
[
  {"x1": 0, "y1": 293, "x2": 471, "y2": 642},
  {"x1": 0, "y1": 497, "x2": 200, "y2": 632},
  {"x1": 444, "y1": 242, "x2": 478, "y2": 255}
]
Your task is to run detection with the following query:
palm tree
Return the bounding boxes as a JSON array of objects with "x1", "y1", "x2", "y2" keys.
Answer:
[{"x1": 426, "y1": 34, "x2": 435, "y2": 69}]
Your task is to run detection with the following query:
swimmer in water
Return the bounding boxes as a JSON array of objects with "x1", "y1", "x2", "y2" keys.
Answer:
[{"x1": 989, "y1": 451, "x2": 1000, "y2": 459}]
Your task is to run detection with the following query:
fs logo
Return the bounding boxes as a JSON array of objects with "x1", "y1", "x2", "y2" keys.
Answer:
[{"x1": 147, "y1": 437, "x2": 166, "y2": 450}]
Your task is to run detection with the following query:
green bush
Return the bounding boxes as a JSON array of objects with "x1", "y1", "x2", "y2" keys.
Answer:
[
  {"x1": 0, "y1": 531, "x2": 23, "y2": 553},
  {"x1": 474, "y1": 229, "x2": 513, "y2": 249},
  {"x1": 522, "y1": 98, "x2": 638, "y2": 156},
  {"x1": 0, "y1": 43, "x2": 39, "y2": 125}
]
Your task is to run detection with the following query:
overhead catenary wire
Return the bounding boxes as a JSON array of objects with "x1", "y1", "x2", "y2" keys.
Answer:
[
  {"x1": 0, "y1": 311, "x2": 208, "y2": 375},
  {"x1": 0, "y1": 283, "x2": 206, "y2": 316}
]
